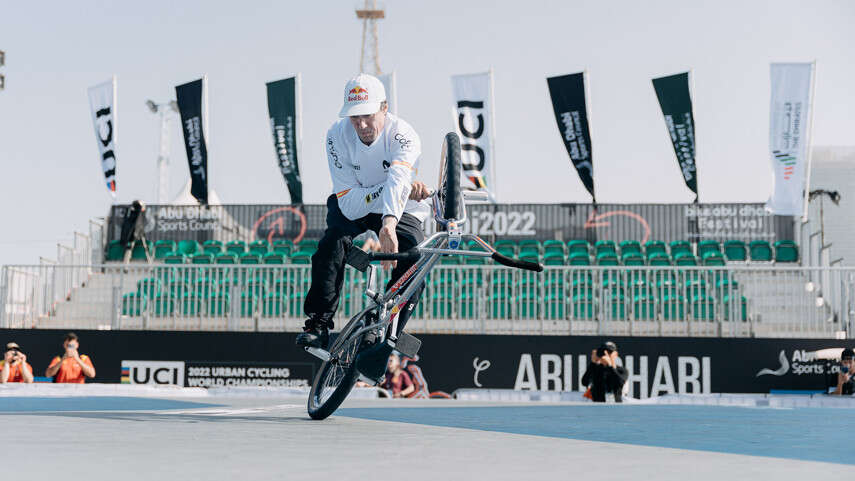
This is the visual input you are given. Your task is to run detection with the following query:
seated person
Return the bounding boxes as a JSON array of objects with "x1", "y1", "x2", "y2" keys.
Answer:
[
  {"x1": 45, "y1": 333, "x2": 96, "y2": 383},
  {"x1": 833, "y1": 348, "x2": 855, "y2": 395},
  {"x1": 1, "y1": 342, "x2": 34, "y2": 384},
  {"x1": 381, "y1": 353, "x2": 414, "y2": 398}
]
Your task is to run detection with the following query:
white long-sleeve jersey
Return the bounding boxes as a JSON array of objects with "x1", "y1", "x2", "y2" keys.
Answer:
[{"x1": 326, "y1": 113, "x2": 430, "y2": 222}]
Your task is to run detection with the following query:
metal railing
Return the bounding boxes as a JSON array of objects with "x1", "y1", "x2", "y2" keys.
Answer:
[{"x1": 1, "y1": 263, "x2": 852, "y2": 338}]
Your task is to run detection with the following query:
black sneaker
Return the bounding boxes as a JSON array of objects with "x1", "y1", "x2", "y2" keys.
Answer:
[{"x1": 296, "y1": 322, "x2": 330, "y2": 349}]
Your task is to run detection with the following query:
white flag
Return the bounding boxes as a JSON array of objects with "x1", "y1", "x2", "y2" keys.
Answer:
[
  {"x1": 451, "y1": 71, "x2": 495, "y2": 198},
  {"x1": 87, "y1": 78, "x2": 117, "y2": 198},
  {"x1": 766, "y1": 63, "x2": 814, "y2": 215},
  {"x1": 378, "y1": 71, "x2": 397, "y2": 115}
]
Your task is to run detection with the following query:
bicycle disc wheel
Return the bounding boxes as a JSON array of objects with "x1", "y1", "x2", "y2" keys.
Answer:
[
  {"x1": 306, "y1": 313, "x2": 368, "y2": 420},
  {"x1": 438, "y1": 132, "x2": 462, "y2": 224}
]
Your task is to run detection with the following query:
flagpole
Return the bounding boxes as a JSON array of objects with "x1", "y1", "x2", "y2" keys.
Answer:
[
  {"x1": 203, "y1": 74, "x2": 210, "y2": 204},
  {"x1": 296, "y1": 72, "x2": 303, "y2": 205},
  {"x1": 689, "y1": 68, "x2": 699, "y2": 204},
  {"x1": 801, "y1": 60, "x2": 817, "y2": 222},
  {"x1": 582, "y1": 69, "x2": 595, "y2": 205},
  {"x1": 488, "y1": 67, "x2": 497, "y2": 202}
]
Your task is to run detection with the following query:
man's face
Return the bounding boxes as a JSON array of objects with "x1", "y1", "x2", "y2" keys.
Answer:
[
  {"x1": 64, "y1": 339, "x2": 78, "y2": 350},
  {"x1": 349, "y1": 105, "x2": 387, "y2": 145},
  {"x1": 842, "y1": 358, "x2": 854, "y2": 372}
]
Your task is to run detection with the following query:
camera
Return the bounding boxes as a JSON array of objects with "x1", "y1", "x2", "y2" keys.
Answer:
[{"x1": 842, "y1": 366, "x2": 850, "y2": 374}]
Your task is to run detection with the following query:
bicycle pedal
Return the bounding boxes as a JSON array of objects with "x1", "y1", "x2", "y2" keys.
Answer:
[
  {"x1": 390, "y1": 332, "x2": 421, "y2": 359},
  {"x1": 305, "y1": 346, "x2": 331, "y2": 362}
]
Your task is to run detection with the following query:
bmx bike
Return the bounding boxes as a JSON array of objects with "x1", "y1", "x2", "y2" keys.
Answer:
[{"x1": 303, "y1": 132, "x2": 543, "y2": 419}]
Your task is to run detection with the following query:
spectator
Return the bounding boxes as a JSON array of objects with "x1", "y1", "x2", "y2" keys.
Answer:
[
  {"x1": 45, "y1": 333, "x2": 96, "y2": 383},
  {"x1": 833, "y1": 348, "x2": 855, "y2": 395},
  {"x1": 581, "y1": 341, "x2": 628, "y2": 403},
  {"x1": 120, "y1": 200, "x2": 148, "y2": 263},
  {"x1": 1, "y1": 342, "x2": 34, "y2": 384},
  {"x1": 381, "y1": 353, "x2": 414, "y2": 398}
]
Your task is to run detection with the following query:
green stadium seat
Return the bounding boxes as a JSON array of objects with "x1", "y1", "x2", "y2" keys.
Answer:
[
  {"x1": 290, "y1": 251, "x2": 313, "y2": 264},
  {"x1": 244, "y1": 280, "x2": 267, "y2": 297},
  {"x1": 691, "y1": 295, "x2": 715, "y2": 321},
  {"x1": 298, "y1": 239, "x2": 319, "y2": 252},
  {"x1": 136, "y1": 278, "x2": 161, "y2": 299},
  {"x1": 240, "y1": 293, "x2": 258, "y2": 317},
  {"x1": 464, "y1": 255, "x2": 488, "y2": 265},
  {"x1": 568, "y1": 252, "x2": 591, "y2": 266},
  {"x1": 131, "y1": 242, "x2": 149, "y2": 261},
  {"x1": 518, "y1": 239, "x2": 542, "y2": 254},
  {"x1": 702, "y1": 251, "x2": 726, "y2": 266},
  {"x1": 272, "y1": 239, "x2": 294, "y2": 256},
  {"x1": 458, "y1": 292, "x2": 478, "y2": 318},
  {"x1": 152, "y1": 266, "x2": 175, "y2": 284},
  {"x1": 193, "y1": 278, "x2": 215, "y2": 297},
  {"x1": 543, "y1": 245, "x2": 566, "y2": 258},
  {"x1": 543, "y1": 240, "x2": 565, "y2": 254},
  {"x1": 248, "y1": 240, "x2": 270, "y2": 255},
  {"x1": 567, "y1": 240, "x2": 590, "y2": 256},
  {"x1": 723, "y1": 240, "x2": 747, "y2": 261},
  {"x1": 596, "y1": 253, "x2": 619, "y2": 266},
  {"x1": 164, "y1": 253, "x2": 186, "y2": 264},
  {"x1": 177, "y1": 240, "x2": 200, "y2": 257},
  {"x1": 262, "y1": 253, "x2": 286, "y2": 264},
  {"x1": 723, "y1": 294, "x2": 747, "y2": 321},
  {"x1": 287, "y1": 292, "x2": 306, "y2": 315},
  {"x1": 430, "y1": 293, "x2": 454, "y2": 318},
  {"x1": 619, "y1": 240, "x2": 642, "y2": 257},
  {"x1": 516, "y1": 278, "x2": 539, "y2": 296},
  {"x1": 774, "y1": 240, "x2": 799, "y2": 263},
  {"x1": 542, "y1": 251, "x2": 566, "y2": 266},
  {"x1": 121, "y1": 293, "x2": 146, "y2": 316},
  {"x1": 572, "y1": 296, "x2": 595, "y2": 319},
  {"x1": 226, "y1": 240, "x2": 247, "y2": 255},
  {"x1": 669, "y1": 240, "x2": 692, "y2": 258},
  {"x1": 105, "y1": 240, "x2": 125, "y2": 261},
  {"x1": 239, "y1": 253, "x2": 261, "y2": 264},
  {"x1": 519, "y1": 251, "x2": 541, "y2": 264},
  {"x1": 621, "y1": 252, "x2": 645, "y2": 266},
  {"x1": 206, "y1": 292, "x2": 229, "y2": 316},
  {"x1": 154, "y1": 240, "x2": 176, "y2": 259},
  {"x1": 674, "y1": 252, "x2": 697, "y2": 266},
  {"x1": 180, "y1": 294, "x2": 204, "y2": 316},
  {"x1": 494, "y1": 240, "x2": 517, "y2": 254},
  {"x1": 167, "y1": 281, "x2": 188, "y2": 298},
  {"x1": 489, "y1": 293, "x2": 510, "y2": 318},
  {"x1": 662, "y1": 294, "x2": 686, "y2": 320},
  {"x1": 202, "y1": 240, "x2": 223, "y2": 255},
  {"x1": 191, "y1": 253, "x2": 214, "y2": 264},
  {"x1": 647, "y1": 253, "x2": 671, "y2": 266},
  {"x1": 632, "y1": 292, "x2": 657, "y2": 320},
  {"x1": 151, "y1": 295, "x2": 175, "y2": 317},
  {"x1": 496, "y1": 247, "x2": 516, "y2": 258},
  {"x1": 215, "y1": 253, "x2": 237, "y2": 264},
  {"x1": 518, "y1": 292, "x2": 539, "y2": 318},
  {"x1": 644, "y1": 240, "x2": 667, "y2": 258},
  {"x1": 749, "y1": 240, "x2": 773, "y2": 262},
  {"x1": 544, "y1": 294, "x2": 566, "y2": 319},
  {"x1": 697, "y1": 240, "x2": 721, "y2": 259},
  {"x1": 262, "y1": 293, "x2": 285, "y2": 317},
  {"x1": 595, "y1": 240, "x2": 617, "y2": 257}
]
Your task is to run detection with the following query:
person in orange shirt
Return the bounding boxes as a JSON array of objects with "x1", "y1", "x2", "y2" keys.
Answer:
[
  {"x1": 1, "y1": 342, "x2": 34, "y2": 383},
  {"x1": 45, "y1": 333, "x2": 96, "y2": 383}
]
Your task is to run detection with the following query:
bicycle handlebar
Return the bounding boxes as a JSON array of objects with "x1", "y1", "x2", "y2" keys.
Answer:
[
  {"x1": 366, "y1": 249, "x2": 423, "y2": 262},
  {"x1": 490, "y1": 251, "x2": 544, "y2": 272}
]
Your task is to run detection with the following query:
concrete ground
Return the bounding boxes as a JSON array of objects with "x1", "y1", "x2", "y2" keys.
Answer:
[{"x1": 2, "y1": 394, "x2": 852, "y2": 480}]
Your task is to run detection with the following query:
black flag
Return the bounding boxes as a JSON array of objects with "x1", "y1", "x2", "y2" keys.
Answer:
[
  {"x1": 547, "y1": 73, "x2": 594, "y2": 201},
  {"x1": 266, "y1": 77, "x2": 303, "y2": 204},
  {"x1": 652, "y1": 72, "x2": 698, "y2": 199},
  {"x1": 175, "y1": 78, "x2": 209, "y2": 205}
]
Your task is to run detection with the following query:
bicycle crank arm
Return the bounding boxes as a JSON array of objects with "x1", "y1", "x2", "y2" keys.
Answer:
[{"x1": 304, "y1": 347, "x2": 331, "y2": 362}]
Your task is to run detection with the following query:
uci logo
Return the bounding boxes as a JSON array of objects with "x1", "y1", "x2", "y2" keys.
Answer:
[{"x1": 121, "y1": 361, "x2": 185, "y2": 386}]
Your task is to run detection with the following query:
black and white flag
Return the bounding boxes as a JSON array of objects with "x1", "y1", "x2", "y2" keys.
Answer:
[
  {"x1": 652, "y1": 72, "x2": 698, "y2": 200},
  {"x1": 87, "y1": 78, "x2": 117, "y2": 198},
  {"x1": 175, "y1": 78, "x2": 209, "y2": 205},
  {"x1": 547, "y1": 72, "x2": 595, "y2": 201},
  {"x1": 266, "y1": 76, "x2": 303, "y2": 204}
]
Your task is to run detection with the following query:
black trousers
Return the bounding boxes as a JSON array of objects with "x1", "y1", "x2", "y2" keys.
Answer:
[{"x1": 304, "y1": 194, "x2": 425, "y2": 329}]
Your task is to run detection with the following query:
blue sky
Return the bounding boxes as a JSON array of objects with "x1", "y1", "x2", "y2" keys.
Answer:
[{"x1": 0, "y1": 0, "x2": 853, "y2": 265}]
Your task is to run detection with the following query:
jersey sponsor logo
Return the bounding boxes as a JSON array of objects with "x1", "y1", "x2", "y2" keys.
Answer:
[
  {"x1": 393, "y1": 132, "x2": 412, "y2": 151},
  {"x1": 347, "y1": 86, "x2": 369, "y2": 102},
  {"x1": 382, "y1": 160, "x2": 390, "y2": 171},
  {"x1": 365, "y1": 185, "x2": 384, "y2": 204},
  {"x1": 336, "y1": 189, "x2": 351, "y2": 199},
  {"x1": 327, "y1": 137, "x2": 342, "y2": 168}
]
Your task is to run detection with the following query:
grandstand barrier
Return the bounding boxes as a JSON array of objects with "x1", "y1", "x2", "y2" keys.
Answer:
[
  {"x1": 104, "y1": 202, "x2": 794, "y2": 246},
  {"x1": 0, "y1": 328, "x2": 849, "y2": 398},
  {"x1": 1, "y1": 263, "x2": 851, "y2": 338}
]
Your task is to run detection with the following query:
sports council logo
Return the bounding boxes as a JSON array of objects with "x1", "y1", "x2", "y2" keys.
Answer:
[
  {"x1": 347, "y1": 86, "x2": 368, "y2": 102},
  {"x1": 756, "y1": 350, "x2": 789, "y2": 377},
  {"x1": 756, "y1": 348, "x2": 842, "y2": 377}
]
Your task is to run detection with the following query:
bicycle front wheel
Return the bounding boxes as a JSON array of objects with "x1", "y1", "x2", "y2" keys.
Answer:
[
  {"x1": 437, "y1": 132, "x2": 462, "y2": 224},
  {"x1": 307, "y1": 312, "x2": 368, "y2": 420}
]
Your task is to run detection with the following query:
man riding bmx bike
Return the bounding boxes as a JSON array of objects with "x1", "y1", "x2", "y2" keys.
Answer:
[{"x1": 296, "y1": 73, "x2": 432, "y2": 350}]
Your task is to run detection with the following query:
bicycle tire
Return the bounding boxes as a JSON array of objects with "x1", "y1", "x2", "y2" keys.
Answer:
[
  {"x1": 439, "y1": 132, "x2": 462, "y2": 223},
  {"x1": 306, "y1": 313, "x2": 368, "y2": 420}
]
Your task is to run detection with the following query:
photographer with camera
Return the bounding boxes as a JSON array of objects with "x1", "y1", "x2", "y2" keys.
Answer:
[
  {"x1": 1, "y1": 342, "x2": 34, "y2": 384},
  {"x1": 582, "y1": 341, "x2": 628, "y2": 403},
  {"x1": 832, "y1": 348, "x2": 855, "y2": 395},
  {"x1": 45, "y1": 333, "x2": 95, "y2": 383},
  {"x1": 119, "y1": 200, "x2": 149, "y2": 264}
]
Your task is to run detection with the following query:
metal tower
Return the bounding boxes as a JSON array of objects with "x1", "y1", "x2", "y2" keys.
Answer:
[{"x1": 355, "y1": 0, "x2": 384, "y2": 75}]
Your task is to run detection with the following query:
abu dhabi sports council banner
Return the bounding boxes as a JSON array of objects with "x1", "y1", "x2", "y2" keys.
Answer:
[
  {"x1": 87, "y1": 78, "x2": 117, "y2": 197},
  {"x1": 547, "y1": 73, "x2": 595, "y2": 201},
  {"x1": 451, "y1": 71, "x2": 495, "y2": 197},
  {"x1": 266, "y1": 77, "x2": 303, "y2": 204},
  {"x1": 652, "y1": 72, "x2": 698, "y2": 200},
  {"x1": 378, "y1": 71, "x2": 397, "y2": 114},
  {"x1": 767, "y1": 63, "x2": 815, "y2": 216},
  {"x1": 176, "y1": 78, "x2": 209, "y2": 205}
]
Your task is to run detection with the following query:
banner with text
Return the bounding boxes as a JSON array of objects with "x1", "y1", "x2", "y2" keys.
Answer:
[
  {"x1": 175, "y1": 78, "x2": 209, "y2": 205},
  {"x1": 451, "y1": 71, "x2": 494, "y2": 197},
  {"x1": 547, "y1": 72, "x2": 595, "y2": 201},
  {"x1": 87, "y1": 78, "x2": 117, "y2": 198},
  {"x1": 652, "y1": 72, "x2": 698, "y2": 200},
  {"x1": 266, "y1": 77, "x2": 303, "y2": 204},
  {"x1": 766, "y1": 63, "x2": 814, "y2": 216}
]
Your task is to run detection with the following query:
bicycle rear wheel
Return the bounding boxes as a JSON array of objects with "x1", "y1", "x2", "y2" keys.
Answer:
[
  {"x1": 307, "y1": 312, "x2": 368, "y2": 420},
  {"x1": 437, "y1": 132, "x2": 462, "y2": 224}
]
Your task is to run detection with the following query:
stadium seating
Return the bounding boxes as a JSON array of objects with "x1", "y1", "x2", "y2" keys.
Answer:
[
  {"x1": 154, "y1": 240, "x2": 176, "y2": 259},
  {"x1": 774, "y1": 240, "x2": 799, "y2": 263},
  {"x1": 723, "y1": 240, "x2": 747, "y2": 261}
]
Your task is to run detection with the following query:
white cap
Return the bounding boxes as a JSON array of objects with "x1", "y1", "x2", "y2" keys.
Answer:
[{"x1": 339, "y1": 73, "x2": 386, "y2": 117}]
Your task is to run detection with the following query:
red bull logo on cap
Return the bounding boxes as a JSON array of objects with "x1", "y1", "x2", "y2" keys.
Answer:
[{"x1": 347, "y1": 86, "x2": 369, "y2": 102}]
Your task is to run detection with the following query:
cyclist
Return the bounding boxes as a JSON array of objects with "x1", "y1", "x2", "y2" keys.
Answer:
[{"x1": 296, "y1": 73, "x2": 432, "y2": 350}]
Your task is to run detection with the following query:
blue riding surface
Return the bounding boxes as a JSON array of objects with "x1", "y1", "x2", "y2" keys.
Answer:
[
  {"x1": 0, "y1": 396, "x2": 221, "y2": 412},
  {"x1": 339, "y1": 404, "x2": 855, "y2": 465}
]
